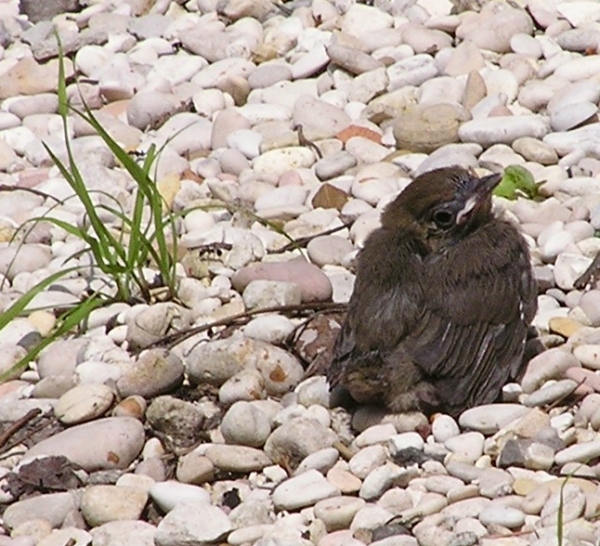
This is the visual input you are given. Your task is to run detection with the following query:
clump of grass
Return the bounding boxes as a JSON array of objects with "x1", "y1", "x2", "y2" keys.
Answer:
[
  {"x1": 0, "y1": 42, "x2": 179, "y2": 381},
  {"x1": 44, "y1": 45, "x2": 179, "y2": 303}
]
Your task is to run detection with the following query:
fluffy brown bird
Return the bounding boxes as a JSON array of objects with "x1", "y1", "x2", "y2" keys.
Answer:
[{"x1": 328, "y1": 167, "x2": 537, "y2": 417}]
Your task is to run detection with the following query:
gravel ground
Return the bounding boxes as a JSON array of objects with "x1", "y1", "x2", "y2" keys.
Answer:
[{"x1": 2, "y1": 0, "x2": 600, "y2": 545}]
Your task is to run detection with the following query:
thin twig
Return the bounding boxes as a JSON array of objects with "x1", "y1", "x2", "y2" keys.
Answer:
[
  {"x1": 297, "y1": 124, "x2": 323, "y2": 159},
  {"x1": 546, "y1": 377, "x2": 586, "y2": 411},
  {"x1": 0, "y1": 408, "x2": 42, "y2": 451},
  {"x1": 574, "y1": 251, "x2": 600, "y2": 289},
  {"x1": 0, "y1": 184, "x2": 64, "y2": 205},
  {"x1": 274, "y1": 221, "x2": 353, "y2": 253},
  {"x1": 141, "y1": 301, "x2": 348, "y2": 351}
]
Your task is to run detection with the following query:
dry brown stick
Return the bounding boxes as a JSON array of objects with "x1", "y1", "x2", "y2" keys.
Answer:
[
  {"x1": 0, "y1": 408, "x2": 42, "y2": 452},
  {"x1": 546, "y1": 377, "x2": 586, "y2": 411},
  {"x1": 0, "y1": 184, "x2": 64, "y2": 205},
  {"x1": 574, "y1": 251, "x2": 600, "y2": 289},
  {"x1": 274, "y1": 221, "x2": 353, "y2": 253},
  {"x1": 297, "y1": 124, "x2": 323, "y2": 159},
  {"x1": 143, "y1": 301, "x2": 348, "y2": 351}
]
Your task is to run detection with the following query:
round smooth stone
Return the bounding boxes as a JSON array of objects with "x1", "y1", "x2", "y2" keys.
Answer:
[
  {"x1": 154, "y1": 502, "x2": 232, "y2": 546},
  {"x1": 479, "y1": 504, "x2": 525, "y2": 529},
  {"x1": 444, "y1": 432, "x2": 485, "y2": 462},
  {"x1": 306, "y1": 235, "x2": 353, "y2": 267},
  {"x1": 573, "y1": 343, "x2": 600, "y2": 370},
  {"x1": 116, "y1": 349, "x2": 184, "y2": 399},
  {"x1": 242, "y1": 314, "x2": 295, "y2": 344},
  {"x1": 388, "y1": 432, "x2": 424, "y2": 455},
  {"x1": 522, "y1": 379, "x2": 578, "y2": 407},
  {"x1": 456, "y1": 5, "x2": 533, "y2": 53},
  {"x1": 242, "y1": 279, "x2": 302, "y2": 310},
  {"x1": 458, "y1": 116, "x2": 548, "y2": 146},
  {"x1": 3, "y1": 492, "x2": 78, "y2": 530},
  {"x1": 23, "y1": 417, "x2": 145, "y2": 471},
  {"x1": 264, "y1": 417, "x2": 337, "y2": 470},
  {"x1": 294, "y1": 447, "x2": 339, "y2": 475},
  {"x1": 431, "y1": 414, "x2": 460, "y2": 442},
  {"x1": 248, "y1": 64, "x2": 293, "y2": 89},
  {"x1": 54, "y1": 384, "x2": 115, "y2": 425},
  {"x1": 186, "y1": 334, "x2": 303, "y2": 394},
  {"x1": 458, "y1": 404, "x2": 530, "y2": 434},
  {"x1": 348, "y1": 445, "x2": 387, "y2": 480},
  {"x1": 176, "y1": 452, "x2": 215, "y2": 485},
  {"x1": 510, "y1": 33, "x2": 542, "y2": 58},
  {"x1": 578, "y1": 292, "x2": 600, "y2": 326},
  {"x1": 0, "y1": 244, "x2": 52, "y2": 280},
  {"x1": 551, "y1": 102, "x2": 597, "y2": 132},
  {"x1": 393, "y1": 103, "x2": 467, "y2": 153},
  {"x1": 340, "y1": 4, "x2": 393, "y2": 37},
  {"x1": 555, "y1": 440, "x2": 600, "y2": 465},
  {"x1": 512, "y1": 137, "x2": 558, "y2": 165},
  {"x1": 80, "y1": 485, "x2": 148, "y2": 527},
  {"x1": 220, "y1": 401, "x2": 271, "y2": 448},
  {"x1": 227, "y1": 128, "x2": 262, "y2": 158},
  {"x1": 90, "y1": 521, "x2": 157, "y2": 546},
  {"x1": 272, "y1": 469, "x2": 339, "y2": 510},
  {"x1": 149, "y1": 481, "x2": 210, "y2": 513},
  {"x1": 314, "y1": 496, "x2": 366, "y2": 532},
  {"x1": 204, "y1": 444, "x2": 272, "y2": 472},
  {"x1": 359, "y1": 462, "x2": 407, "y2": 501},
  {"x1": 520, "y1": 348, "x2": 580, "y2": 393},
  {"x1": 232, "y1": 257, "x2": 333, "y2": 303},
  {"x1": 254, "y1": 147, "x2": 315, "y2": 177}
]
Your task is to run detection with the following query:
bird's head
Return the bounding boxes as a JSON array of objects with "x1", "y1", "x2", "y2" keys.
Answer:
[{"x1": 381, "y1": 167, "x2": 502, "y2": 245}]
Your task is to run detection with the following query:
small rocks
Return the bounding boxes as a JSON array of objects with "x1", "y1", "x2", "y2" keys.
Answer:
[
  {"x1": 393, "y1": 104, "x2": 469, "y2": 153},
  {"x1": 3, "y1": 492, "x2": 78, "y2": 530},
  {"x1": 479, "y1": 504, "x2": 525, "y2": 529},
  {"x1": 220, "y1": 401, "x2": 271, "y2": 447},
  {"x1": 54, "y1": 384, "x2": 114, "y2": 425},
  {"x1": 314, "y1": 496, "x2": 366, "y2": 532},
  {"x1": 149, "y1": 481, "x2": 210, "y2": 513},
  {"x1": 242, "y1": 279, "x2": 302, "y2": 310},
  {"x1": 232, "y1": 257, "x2": 333, "y2": 302},
  {"x1": 116, "y1": 349, "x2": 184, "y2": 398},
  {"x1": 81, "y1": 485, "x2": 148, "y2": 527},
  {"x1": 186, "y1": 334, "x2": 303, "y2": 395},
  {"x1": 23, "y1": 417, "x2": 145, "y2": 471},
  {"x1": 204, "y1": 444, "x2": 272, "y2": 472},
  {"x1": 4, "y1": 1, "x2": 600, "y2": 545},
  {"x1": 264, "y1": 417, "x2": 338, "y2": 469},
  {"x1": 253, "y1": 147, "x2": 315, "y2": 178},
  {"x1": 272, "y1": 469, "x2": 339, "y2": 510},
  {"x1": 521, "y1": 348, "x2": 580, "y2": 393},
  {"x1": 555, "y1": 440, "x2": 600, "y2": 465},
  {"x1": 154, "y1": 502, "x2": 232, "y2": 546},
  {"x1": 458, "y1": 116, "x2": 548, "y2": 147},
  {"x1": 458, "y1": 404, "x2": 530, "y2": 435}
]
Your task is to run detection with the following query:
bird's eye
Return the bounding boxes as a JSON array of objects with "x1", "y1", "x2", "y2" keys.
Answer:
[{"x1": 432, "y1": 209, "x2": 455, "y2": 229}]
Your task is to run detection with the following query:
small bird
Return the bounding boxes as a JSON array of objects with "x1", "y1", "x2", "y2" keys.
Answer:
[{"x1": 328, "y1": 167, "x2": 537, "y2": 417}]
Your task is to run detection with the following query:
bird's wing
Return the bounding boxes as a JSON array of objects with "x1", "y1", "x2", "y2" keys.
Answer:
[
  {"x1": 328, "y1": 230, "x2": 426, "y2": 391},
  {"x1": 405, "y1": 221, "x2": 537, "y2": 412}
]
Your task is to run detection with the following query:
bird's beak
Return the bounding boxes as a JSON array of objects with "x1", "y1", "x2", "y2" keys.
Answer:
[{"x1": 456, "y1": 173, "x2": 502, "y2": 225}]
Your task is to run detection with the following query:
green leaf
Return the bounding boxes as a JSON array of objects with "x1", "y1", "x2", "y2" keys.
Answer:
[{"x1": 494, "y1": 165, "x2": 538, "y2": 200}]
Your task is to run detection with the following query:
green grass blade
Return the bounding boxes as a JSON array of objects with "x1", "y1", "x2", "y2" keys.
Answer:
[
  {"x1": 0, "y1": 292, "x2": 106, "y2": 383},
  {"x1": 42, "y1": 143, "x2": 126, "y2": 266},
  {"x1": 56, "y1": 33, "x2": 68, "y2": 117},
  {"x1": 0, "y1": 267, "x2": 81, "y2": 330}
]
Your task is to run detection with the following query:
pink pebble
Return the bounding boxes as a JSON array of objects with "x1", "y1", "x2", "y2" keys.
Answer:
[
  {"x1": 565, "y1": 366, "x2": 600, "y2": 393},
  {"x1": 232, "y1": 257, "x2": 333, "y2": 303},
  {"x1": 278, "y1": 170, "x2": 303, "y2": 186}
]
